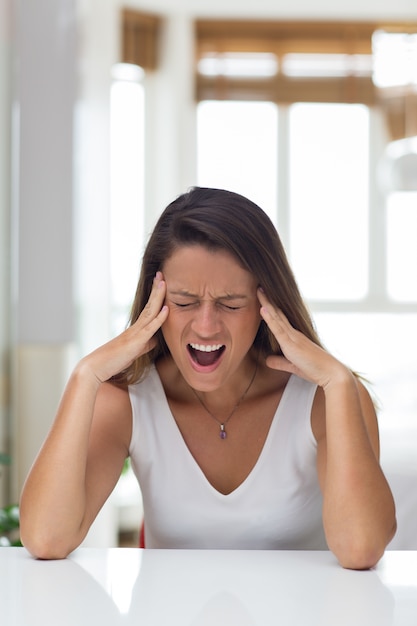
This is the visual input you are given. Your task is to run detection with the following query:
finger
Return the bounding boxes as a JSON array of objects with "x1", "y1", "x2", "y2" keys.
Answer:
[
  {"x1": 257, "y1": 286, "x2": 271, "y2": 308},
  {"x1": 265, "y1": 354, "x2": 297, "y2": 374},
  {"x1": 144, "y1": 303, "x2": 169, "y2": 336},
  {"x1": 118, "y1": 302, "x2": 169, "y2": 371},
  {"x1": 136, "y1": 273, "x2": 167, "y2": 326},
  {"x1": 134, "y1": 301, "x2": 169, "y2": 337},
  {"x1": 259, "y1": 302, "x2": 293, "y2": 340},
  {"x1": 148, "y1": 271, "x2": 167, "y2": 309},
  {"x1": 257, "y1": 288, "x2": 289, "y2": 326}
]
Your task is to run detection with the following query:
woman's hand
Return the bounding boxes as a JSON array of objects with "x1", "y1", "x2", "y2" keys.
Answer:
[
  {"x1": 257, "y1": 288, "x2": 349, "y2": 390},
  {"x1": 81, "y1": 272, "x2": 169, "y2": 384}
]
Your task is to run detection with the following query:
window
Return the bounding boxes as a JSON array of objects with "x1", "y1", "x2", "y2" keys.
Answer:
[
  {"x1": 196, "y1": 20, "x2": 417, "y2": 439},
  {"x1": 289, "y1": 103, "x2": 369, "y2": 301},
  {"x1": 110, "y1": 63, "x2": 145, "y2": 334},
  {"x1": 197, "y1": 101, "x2": 278, "y2": 224},
  {"x1": 387, "y1": 192, "x2": 417, "y2": 302}
]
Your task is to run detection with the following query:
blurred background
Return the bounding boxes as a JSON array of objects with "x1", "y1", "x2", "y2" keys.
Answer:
[{"x1": 1, "y1": 0, "x2": 417, "y2": 548}]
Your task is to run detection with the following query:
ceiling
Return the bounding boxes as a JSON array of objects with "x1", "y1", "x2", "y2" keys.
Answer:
[{"x1": 126, "y1": 0, "x2": 417, "y2": 20}]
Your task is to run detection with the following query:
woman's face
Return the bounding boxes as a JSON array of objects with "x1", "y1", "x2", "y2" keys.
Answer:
[{"x1": 161, "y1": 245, "x2": 261, "y2": 392}]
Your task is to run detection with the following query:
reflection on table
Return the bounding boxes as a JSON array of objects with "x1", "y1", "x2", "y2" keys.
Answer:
[{"x1": 1, "y1": 548, "x2": 416, "y2": 625}]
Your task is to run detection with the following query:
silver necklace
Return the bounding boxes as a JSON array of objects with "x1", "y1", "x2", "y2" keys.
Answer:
[{"x1": 191, "y1": 358, "x2": 258, "y2": 440}]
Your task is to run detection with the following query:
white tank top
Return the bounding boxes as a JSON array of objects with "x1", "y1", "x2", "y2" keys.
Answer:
[{"x1": 129, "y1": 366, "x2": 327, "y2": 550}]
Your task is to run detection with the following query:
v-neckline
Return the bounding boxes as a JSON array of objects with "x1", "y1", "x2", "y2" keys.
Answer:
[{"x1": 152, "y1": 367, "x2": 295, "y2": 497}]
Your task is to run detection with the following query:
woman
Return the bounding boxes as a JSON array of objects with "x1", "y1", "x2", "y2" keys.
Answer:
[{"x1": 20, "y1": 187, "x2": 396, "y2": 568}]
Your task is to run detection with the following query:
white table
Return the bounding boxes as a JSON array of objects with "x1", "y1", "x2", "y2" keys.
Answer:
[{"x1": 1, "y1": 548, "x2": 416, "y2": 625}]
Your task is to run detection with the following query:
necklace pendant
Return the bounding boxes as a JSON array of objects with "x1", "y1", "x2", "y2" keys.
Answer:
[{"x1": 219, "y1": 424, "x2": 227, "y2": 440}]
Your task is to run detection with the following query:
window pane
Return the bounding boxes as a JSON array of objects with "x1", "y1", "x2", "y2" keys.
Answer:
[
  {"x1": 387, "y1": 192, "x2": 417, "y2": 302},
  {"x1": 283, "y1": 53, "x2": 372, "y2": 78},
  {"x1": 197, "y1": 101, "x2": 278, "y2": 225},
  {"x1": 110, "y1": 69, "x2": 145, "y2": 333},
  {"x1": 289, "y1": 103, "x2": 369, "y2": 300},
  {"x1": 315, "y1": 312, "x2": 417, "y2": 447},
  {"x1": 372, "y1": 31, "x2": 417, "y2": 88},
  {"x1": 198, "y1": 53, "x2": 278, "y2": 78}
]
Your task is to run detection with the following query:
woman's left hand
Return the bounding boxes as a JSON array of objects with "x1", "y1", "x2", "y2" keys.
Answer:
[{"x1": 257, "y1": 288, "x2": 350, "y2": 390}]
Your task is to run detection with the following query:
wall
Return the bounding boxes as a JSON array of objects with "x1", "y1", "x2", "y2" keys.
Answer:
[
  {"x1": 0, "y1": 0, "x2": 12, "y2": 505},
  {"x1": 9, "y1": 0, "x2": 78, "y2": 498},
  {"x1": 127, "y1": 0, "x2": 417, "y2": 19}
]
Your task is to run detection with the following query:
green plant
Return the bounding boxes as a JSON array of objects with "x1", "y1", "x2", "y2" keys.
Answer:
[
  {"x1": 0, "y1": 453, "x2": 21, "y2": 547},
  {"x1": 0, "y1": 452, "x2": 11, "y2": 466},
  {"x1": 0, "y1": 504, "x2": 20, "y2": 546}
]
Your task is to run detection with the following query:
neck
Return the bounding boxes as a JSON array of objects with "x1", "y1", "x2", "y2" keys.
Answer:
[{"x1": 191, "y1": 353, "x2": 259, "y2": 417}]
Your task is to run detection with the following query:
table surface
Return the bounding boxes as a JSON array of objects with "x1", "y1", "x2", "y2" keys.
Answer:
[{"x1": 1, "y1": 548, "x2": 416, "y2": 625}]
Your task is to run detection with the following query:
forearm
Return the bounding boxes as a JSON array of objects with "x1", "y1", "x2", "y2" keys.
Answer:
[
  {"x1": 20, "y1": 362, "x2": 101, "y2": 558},
  {"x1": 320, "y1": 373, "x2": 396, "y2": 569}
]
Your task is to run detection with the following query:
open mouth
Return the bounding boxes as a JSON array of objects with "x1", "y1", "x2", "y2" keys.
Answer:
[{"x1": 187, "y1": 343, "x2": 225, "y2": 367}]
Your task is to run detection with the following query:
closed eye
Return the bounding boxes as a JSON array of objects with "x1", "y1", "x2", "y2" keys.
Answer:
[
  {"x1": 172, "y1": 301, "x2": 195, "y2": 308},
  {"x1": 172, "y1": 301, "x2": 241, "y2": 311}
]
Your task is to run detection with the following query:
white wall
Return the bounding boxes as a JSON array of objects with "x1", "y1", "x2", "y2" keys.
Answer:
[
  {"x1": 0, "y1": 0, "x2": 12, "y2": 506},
  {"x1": 127, "y1": 0, "x2": 417, "y2": 19},
  {"x1": 9, "y1": 0, "x2": 79, "y2": 498},
  {"x1": 74, "y1": 0, "x2": 119, "y2": 355}
]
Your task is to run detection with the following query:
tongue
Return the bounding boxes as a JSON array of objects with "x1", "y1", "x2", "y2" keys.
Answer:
[{"x1": 193, "y1": 348, "x2": 222, "y2": 366}]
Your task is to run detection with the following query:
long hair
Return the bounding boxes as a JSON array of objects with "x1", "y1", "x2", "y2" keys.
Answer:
[{"x1": 112, "y1": 187, "x2": 322, "y2": 386}]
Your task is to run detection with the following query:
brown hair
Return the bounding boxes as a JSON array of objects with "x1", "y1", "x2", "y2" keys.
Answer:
[{"x1": 112, "y1": 187, "x2": 322, "y2": 386}]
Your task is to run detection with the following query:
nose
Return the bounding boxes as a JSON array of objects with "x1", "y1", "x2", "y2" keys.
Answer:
[{"x1": 191, "y1": 302, "x2": 221, "y2": 337}]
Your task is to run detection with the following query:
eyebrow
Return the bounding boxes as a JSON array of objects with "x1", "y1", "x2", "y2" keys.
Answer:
[{"x1": 168, "y1": 289, "x2": 249, "y2": 300}]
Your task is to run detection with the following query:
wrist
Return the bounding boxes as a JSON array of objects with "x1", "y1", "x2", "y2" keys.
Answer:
[
  {"x1": 322, "y1": 367, "x2": 356, "y2": 394},
  {"x1": 72, "y1": 357, "x2": 103, "y2": 390}
]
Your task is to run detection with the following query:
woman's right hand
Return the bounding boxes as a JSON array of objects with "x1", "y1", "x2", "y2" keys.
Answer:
[{"x1": 80, "y1": 271, "x2": 169, "y2": 384}]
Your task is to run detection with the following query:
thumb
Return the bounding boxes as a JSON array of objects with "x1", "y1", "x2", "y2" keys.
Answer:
[{"x1": 265, "y1": 355, "x2": 296, "y2": 374}]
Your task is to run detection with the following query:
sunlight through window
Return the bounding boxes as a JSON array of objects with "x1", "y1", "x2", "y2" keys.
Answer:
[
  {"x1": 387, "y1": 192, "x2": 417, "y2": 302},
  {"x1": 289, "y1": 103, "x2": 369, "y2": 300},
  {"x1": 197, "y1": 101, "x2": 278, "y2": 226},
  {"x1": 110, "y1": 64, "x2": 145, "y2": 333}
]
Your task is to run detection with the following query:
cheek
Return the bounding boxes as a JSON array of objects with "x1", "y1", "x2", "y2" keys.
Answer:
[
  {"x1": 234, "y1": 311, "x2": 261, "y2": 347},
  {"x1": 161, "y1": 310, "x2": 184, "y2": 347},
  {"x1": 248, "y1": 313, "x2": 263, "y2": 345},
  {"x1": 161, "y1": 317, "x2": 173, "y2": 344},
  {"x1": 244, "y1": 306, "x2": 262, "y2": 331}
]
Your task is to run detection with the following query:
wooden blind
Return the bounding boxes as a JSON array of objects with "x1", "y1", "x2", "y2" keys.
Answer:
[
  {"x1": 195, "y1": 19, "x2": 417, "y2": 111},
  {"x1": 196, "y1": 20, "x2": 377, "y2": 55},
  {"x1": 121, "y1": 9, "x2": 162, "y2": 70},
  {"x1": 380, "y1": 93, "x2": 417, "y2": 141}
]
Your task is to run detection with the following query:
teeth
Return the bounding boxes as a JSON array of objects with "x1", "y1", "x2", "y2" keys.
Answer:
[{"x1": 189, "y1": 343, "x2": 223, "y2": 353}]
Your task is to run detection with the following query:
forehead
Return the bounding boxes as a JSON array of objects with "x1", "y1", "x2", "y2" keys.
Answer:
[{"x1": 162, "y1": 245, "x2": 256, "y2": 291}]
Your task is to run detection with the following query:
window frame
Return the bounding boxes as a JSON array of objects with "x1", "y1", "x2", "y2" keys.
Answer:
[{"x1": 194, "y1": 19, "x2": 417, "y2": 314}]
